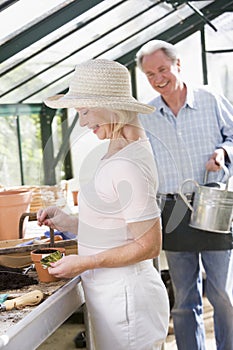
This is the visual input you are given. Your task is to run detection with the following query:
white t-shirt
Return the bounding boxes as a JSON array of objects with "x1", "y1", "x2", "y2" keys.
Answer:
[{"x1": 78, "y1": 138, "x2": 160, "y2": 255}]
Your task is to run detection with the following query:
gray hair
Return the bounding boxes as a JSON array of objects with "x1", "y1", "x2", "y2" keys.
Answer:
[{"x1": 136, "y1": 40, "x2": 179, "y2": 71}]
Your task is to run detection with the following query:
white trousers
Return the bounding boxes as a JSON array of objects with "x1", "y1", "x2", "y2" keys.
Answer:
[{"x1": 81, "y1": 260, "x2": 169, "y2": 350}]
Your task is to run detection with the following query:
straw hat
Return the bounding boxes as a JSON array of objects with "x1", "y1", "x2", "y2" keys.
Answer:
[{"x1": 44, "y1": 59, "x2": 154, "y2": 114}]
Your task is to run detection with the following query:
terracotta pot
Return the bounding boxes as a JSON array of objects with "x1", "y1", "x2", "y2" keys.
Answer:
[
  {"x1": 31, "y1": 247, "x2": 65, "y2": 283},
  {"x1": 0, "y1": 190, "x2": 32, "y2": 241}
]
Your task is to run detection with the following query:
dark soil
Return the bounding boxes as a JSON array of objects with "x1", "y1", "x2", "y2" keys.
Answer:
[
  {"x1": 33, "y1": 249, "x2": 59, "y2": 254},
  {"x1": 0, "y1": 265, "x2": 22, "y2": 273},
  {"x1": 0, "y1": 265, "x2": 38, "y2": 291}
]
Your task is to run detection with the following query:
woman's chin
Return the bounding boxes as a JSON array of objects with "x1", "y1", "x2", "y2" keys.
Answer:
[{"x1": 95, "y1": 133, "x2": 106, "y2": 140}]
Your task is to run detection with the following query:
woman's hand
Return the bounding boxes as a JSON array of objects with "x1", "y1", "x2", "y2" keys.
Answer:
[
  {"x1": 37, "y1": 206, "x2": 78, "y2": 234},
  {"x1": 48, "y1": 254, "x2": 95, "y2": 279}
]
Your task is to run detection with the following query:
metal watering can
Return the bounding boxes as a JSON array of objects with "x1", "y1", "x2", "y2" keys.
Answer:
[{"x1": 179, "y1": 165, "x2": 233, "y2": 234}]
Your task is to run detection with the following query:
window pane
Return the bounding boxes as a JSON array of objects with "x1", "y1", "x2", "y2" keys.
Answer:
[
  {"x1": 0, "y1": 115, "x2": 21, "y2": 186},
  {"x1": 0, "y1": 112, "x2": 43, "y2": 187},
  {"x1": 20, "y1": 114, "x2": 43, "y2": 185},
  {"x1": 0, "y1": 0, "x2": 69, "y2": 43},
  {"x1": 205, "y1": 12, "x2": 233, "y2": 102}
]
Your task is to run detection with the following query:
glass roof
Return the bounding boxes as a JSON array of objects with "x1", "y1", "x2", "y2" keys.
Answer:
[
  {"x1": 0, "y1": 0, "x2": 232, "y2": 104},
  {"x1": 205, "y1": 11, "x2": 233, "y2": 51},
  {"x1": 0, "y1": 0, "x2": 67, "y2": 42}
]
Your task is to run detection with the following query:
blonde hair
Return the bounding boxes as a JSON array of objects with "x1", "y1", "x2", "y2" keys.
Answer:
[{"x1": 109, "y1": 109, "x2": 138, "y2": 136}]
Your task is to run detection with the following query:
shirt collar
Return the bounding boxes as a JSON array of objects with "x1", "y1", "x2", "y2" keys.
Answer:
[
  {"x1": 158, "y1": 83, "x2": 198, "y2": 114},
  {"x1": 185, "y1": 84, "x2": 197, "y2": 109}
]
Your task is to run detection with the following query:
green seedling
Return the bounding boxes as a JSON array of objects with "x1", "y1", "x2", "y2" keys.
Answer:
[{"x1": 40, "y1": 250, "x2": 63, "y2": 269}]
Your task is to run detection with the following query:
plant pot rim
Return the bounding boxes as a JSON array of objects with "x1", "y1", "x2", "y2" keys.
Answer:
[{"x1": 30, "y1": 247, "x2": 65, "y2": 283}]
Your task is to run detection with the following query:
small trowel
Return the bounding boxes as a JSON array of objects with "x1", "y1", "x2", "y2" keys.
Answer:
[{"x1": 0, "y1": 290, "x2": 44, "y2": 311}]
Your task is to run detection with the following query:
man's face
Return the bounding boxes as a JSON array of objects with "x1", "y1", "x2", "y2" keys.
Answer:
[{"x1": 141, "y1": 49, "x2": 181, "y2": 98}]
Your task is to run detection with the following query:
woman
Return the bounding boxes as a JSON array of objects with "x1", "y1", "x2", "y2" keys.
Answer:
[{"x1": 38, "y1": 59, "x2": 169, "y2": 350}]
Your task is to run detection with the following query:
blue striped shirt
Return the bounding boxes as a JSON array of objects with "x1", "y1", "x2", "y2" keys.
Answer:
[{"x1": 139, "y1": 84, "x2": 233, "y2": 194}]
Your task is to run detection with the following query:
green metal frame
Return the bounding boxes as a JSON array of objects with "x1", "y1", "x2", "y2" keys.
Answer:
[
  {"x1": 39, "y1": 105, "x2": 56, "y2": 185},
  {"x1": 39, "y1": 105, "x2": 78, "y2": 185}
]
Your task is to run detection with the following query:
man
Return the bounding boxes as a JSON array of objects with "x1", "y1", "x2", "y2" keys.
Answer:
[{"x1": 136, "y1": 40, "x2": 233, "y2": 350}]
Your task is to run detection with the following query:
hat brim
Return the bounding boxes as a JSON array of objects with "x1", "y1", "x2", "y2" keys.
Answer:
[{"x1": 44, "y1": 94, "x2": 154, "y2": 114}]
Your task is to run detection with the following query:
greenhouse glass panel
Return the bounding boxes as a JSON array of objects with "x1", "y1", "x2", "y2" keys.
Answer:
[
  {"x1": 0, "y1": 0, "x2": 214, "y2": 104},
  {"x1": 0, "y1": 115, "x2": 21, "y2": 186},
  {"x1": 0, "y1": 106, "x2": 44, "y2": 187},
  {"x1": 0, "y1": 0, "x2": 72, "y2": 43},
  {"x1": 205, "y1": 12, "x2": 233, "y2": 103},
  {"x1": 0, "y1": 0, "x2": 157, "y2": 103},
  {"x1": 20, "y1": 114, "x2": 43, "y2": 185}
]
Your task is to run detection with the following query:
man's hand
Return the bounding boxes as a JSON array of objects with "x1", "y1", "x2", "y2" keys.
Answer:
[{"x1": 205, "y1": 149, "x2": 226, "y2": 172}]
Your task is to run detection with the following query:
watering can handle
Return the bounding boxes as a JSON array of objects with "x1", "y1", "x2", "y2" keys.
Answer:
[
  {"x1": 204, "y1": 164, "x2": 230, "y2": 190},
  {"x1": 179, "y1": 179, "x2": 199, "y2": 211}
]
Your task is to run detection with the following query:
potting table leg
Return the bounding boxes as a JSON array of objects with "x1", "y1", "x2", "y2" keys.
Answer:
[{"x1": 83, "y1": 303, "x2": 96, "y2": 350}]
